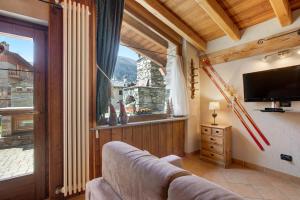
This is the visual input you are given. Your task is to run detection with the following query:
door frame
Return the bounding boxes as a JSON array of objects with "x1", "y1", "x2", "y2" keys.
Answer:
[{"x1": 0, "y1": 15, "x2": 47, "y2": 200}]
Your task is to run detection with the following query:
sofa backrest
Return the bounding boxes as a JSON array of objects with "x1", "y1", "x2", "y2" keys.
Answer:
[
  {"x1": 102, "y1": 141, "x2": 190, "y2": 200},
  {"x1": 167, "y1": 175, "x2": 244, "y2": 200}
]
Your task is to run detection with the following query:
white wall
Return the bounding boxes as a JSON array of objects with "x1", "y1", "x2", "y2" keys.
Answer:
[
  {"x1": 182, "y1": 41, "x2": 201, "y2": 153},
  {"x1": 200, "y1": 51, "x2": 300, "y2": 177}
]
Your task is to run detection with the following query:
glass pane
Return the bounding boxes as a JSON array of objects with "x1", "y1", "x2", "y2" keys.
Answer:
[
  {"x1": 103, "y1": 45, "x2": 169, "y2": 123},
  {"x1": 0, "y1": 33, "x2": 34, "y2": 180}
]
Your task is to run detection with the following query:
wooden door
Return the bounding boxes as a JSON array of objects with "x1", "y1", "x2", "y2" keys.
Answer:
[{"x1": 0, "y1": 16, "x2": 47, "y2": 200}]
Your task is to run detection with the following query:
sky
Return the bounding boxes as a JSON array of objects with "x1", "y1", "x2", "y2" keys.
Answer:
[
  {"x1": 118, "y1": 45, "x2": 139, "y2": 60},
  {"x1": 0, "y1": 33, "x2": 137, "y2": 63},
  {"x1": 0, "y1": 34, "x2": 33, "y2": 63}
]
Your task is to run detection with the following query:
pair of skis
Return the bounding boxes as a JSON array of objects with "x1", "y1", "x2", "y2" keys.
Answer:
[{"x1": 201, "y1": 57, "x2": 270, "y2": 151}]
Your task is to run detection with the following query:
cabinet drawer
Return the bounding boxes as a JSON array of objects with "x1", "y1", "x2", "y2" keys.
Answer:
[
  {"x1": 201, "y1": 126, "x2": 211, "y2": 135},
  {"x1": 212, "y1": 128, "x2": 224, "y2": 137},
  {"x1": 202, "y1": 135, "x2": 223, "y2": 145},
  {"x1": 201, "y1": 150, "x2": 224, "y2": 161},
  {"x1": 202, "y1": 142, "x2": 223, "y2": 154}
]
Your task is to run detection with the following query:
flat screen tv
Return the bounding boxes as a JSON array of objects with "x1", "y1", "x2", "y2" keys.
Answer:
[{"x1": 243, "y1": 65, "x2": 300, "y2": 102}]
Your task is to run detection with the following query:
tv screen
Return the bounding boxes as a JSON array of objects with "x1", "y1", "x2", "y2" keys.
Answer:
[{"x1": 243, "y1": 65, "x2": 300, "y2": 102}]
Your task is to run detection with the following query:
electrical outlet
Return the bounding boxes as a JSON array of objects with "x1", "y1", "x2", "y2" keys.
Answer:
[{"x1": 280, "y1": 154, "x2": 292, "y2": 162}]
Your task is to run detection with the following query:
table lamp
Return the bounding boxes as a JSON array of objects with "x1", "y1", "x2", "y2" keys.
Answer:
[{"x1": 209, "y1": 102, "x2": 220, "y2": 125}]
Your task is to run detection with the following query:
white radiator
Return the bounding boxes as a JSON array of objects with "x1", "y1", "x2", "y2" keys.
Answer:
[{"x1": 62, "y1": 0, "x2": 90, "y2": 196}]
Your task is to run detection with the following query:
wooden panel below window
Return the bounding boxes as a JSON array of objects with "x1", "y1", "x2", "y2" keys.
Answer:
[{"x1": 90, "y1": 119, "x2": 186, "y2": 178}]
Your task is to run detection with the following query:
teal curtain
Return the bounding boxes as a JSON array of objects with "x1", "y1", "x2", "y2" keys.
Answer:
[{"x1": 96, "y1": 0, "x2": 124, "y2": 123}]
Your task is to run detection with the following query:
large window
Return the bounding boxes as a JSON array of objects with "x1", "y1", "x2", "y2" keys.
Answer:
[{"x1": 108, "y1": 45, "x2": 169, "y2": 119}]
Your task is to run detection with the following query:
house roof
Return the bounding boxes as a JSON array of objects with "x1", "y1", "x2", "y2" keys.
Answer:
[{"x1": 0, "y1": 50, "x2": 33, "y2": 70}]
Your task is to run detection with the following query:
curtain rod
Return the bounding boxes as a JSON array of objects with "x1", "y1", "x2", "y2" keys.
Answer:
[{"x1": 39, "y1": 0, "x2": 62, "y2": 9}]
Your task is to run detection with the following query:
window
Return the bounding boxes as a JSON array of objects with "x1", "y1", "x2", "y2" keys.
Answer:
[
  {"x1": 108, "y1": 45, "x2": 169, "y2": 119},
  {"x1": 0, "y1": 33, "x2": 34, "y2": 180}
]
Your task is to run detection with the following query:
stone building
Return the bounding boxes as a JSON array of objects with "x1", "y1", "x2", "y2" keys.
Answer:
[
  {"x1": 123, "y1": 57, "x2": 166, "y2": 113},
  {"x1": 0, "y1": 42, "x2": 33, "y2": 137}
]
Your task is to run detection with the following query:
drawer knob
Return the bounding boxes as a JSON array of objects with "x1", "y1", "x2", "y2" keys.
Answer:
[
  {"x1": 210, "y1": 138, "x2": 215, "y2": 141},
  {"x1": 205, "y1": 129, "x2": 208, "y2": 131},
  {"x1": 210, "y1": 146, "x2": 214, "y2": 149},
  {"x1": 210, "y1": 154, "x2": 214, "y2": 156},
  {"x1": 216, "y1": 131, "x2": 219, "y2": 133}
]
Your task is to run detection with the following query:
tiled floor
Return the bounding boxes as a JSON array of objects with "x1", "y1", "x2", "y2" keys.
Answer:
[
  {"x1": 69, "y1": 154, "x2": 300, "y2": 200},
  {"x1": 0, "y1": 144, "x2": 33, "y2": 180}
]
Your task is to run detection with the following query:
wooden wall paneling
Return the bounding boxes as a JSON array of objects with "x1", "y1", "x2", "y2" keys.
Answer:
[
  {"x1": 99, "y1": 129, "x2": 112, "y2": 175},
  {"x1": 123, "y1": 127, "x2": 133, "y2": 145},
  {"x1": 92, "y1": 120, "x2": 186, "y2": 179},
  {"x1": 92, "y1": 133, "x2": 100, "y2": 178},
  {"x1": 89, "y1": 0, "x2": 97, "y2": 181},
  {"x1": 172, "y1": 121, "x2": 185, "y2": 156},
  {"x1": 150, "y1": 124, "x2": 160, "y2": 156},
  {"x1": 158, "y1": 123, "x2": 167, "y2": 157},
  {"x1": 48, "y1": 5, "x2": 64, "y2": 200},
  {"x1": 159, "y1": 122, "x2": 173, "y2": 157},
  {"x1": 48, "y1": 0, "x2": 96, "y2": 197},
  {"x1": 33, "y1": 28, "x2": 47, "y2": 200},
  {"x1": 111, "y1": 127, "x2": 123, "y2": 141},
  {"x1": 142, "y1": 125, "x2": 152, "y2": 153},
  {"x1": 132, "y1": 125, "x2": 143, "y2": 149},
  {"x1": 206, "y1": 27, "x2": 300, "y2": 65},
  {"x1": 0, "y1": 175, "x2": 35, "y2": 200}
]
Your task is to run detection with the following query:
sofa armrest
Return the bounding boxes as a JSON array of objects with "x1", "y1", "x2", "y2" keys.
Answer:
[{"x1": 160, "y1": 155, "x2": 182, "y2": 168}]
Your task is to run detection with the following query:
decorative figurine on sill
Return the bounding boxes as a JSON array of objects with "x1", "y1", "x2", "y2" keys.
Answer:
[
  {"x1": 119, "y1": 100, "x2": 128, "y2": 124},
  {"x1": 108, "y1": 103, "x2": 118, "y2": 126}
]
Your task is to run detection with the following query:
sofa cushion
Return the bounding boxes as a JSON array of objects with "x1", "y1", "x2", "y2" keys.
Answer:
[
  {"x1": 102, "y1": 141, "x2": 190, "y2": 200},
  {"x1": 168, "y1": 175, "x2": 244, "y2": 200},
  {"x1": 86, "y1": 177, "x2": 122, "y2": 200}
]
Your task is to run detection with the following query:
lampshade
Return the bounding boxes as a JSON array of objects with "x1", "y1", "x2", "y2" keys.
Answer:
[{"x1": 209, "y1": 102, "x2": 220, "y2": 110}]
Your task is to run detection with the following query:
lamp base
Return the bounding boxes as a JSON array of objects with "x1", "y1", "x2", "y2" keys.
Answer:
[{"x1": 211, "y1": 123, "x2": 218, "y2": 126}]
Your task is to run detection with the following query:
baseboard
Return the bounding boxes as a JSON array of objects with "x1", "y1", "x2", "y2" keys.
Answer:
[
  {"x1": 232, "y1": 158, "x2": 300, "y2": 184},
  {"x1": 185, "y1": 150, "x2": 200, "y2": 156}
]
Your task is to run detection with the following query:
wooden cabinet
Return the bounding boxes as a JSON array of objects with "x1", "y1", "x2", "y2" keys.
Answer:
[{"x1": 200, "y1": 124, "x2": 232, "y2": 168}]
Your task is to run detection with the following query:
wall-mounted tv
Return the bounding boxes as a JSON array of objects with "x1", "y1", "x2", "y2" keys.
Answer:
[{"x1": 243, "y1": 65, "x2": 300, "y2": 102}]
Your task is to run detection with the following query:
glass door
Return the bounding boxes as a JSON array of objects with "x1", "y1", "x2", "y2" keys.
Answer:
[{"x1": 0, "y1": 16, "x2": 47, "y2": 200}]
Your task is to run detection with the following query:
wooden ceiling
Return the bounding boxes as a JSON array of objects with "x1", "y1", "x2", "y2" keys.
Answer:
[
  {"x1": 128, "y1": 0, "x2": 300, "y2": 51},
  {"x1": 120, "y1": 11, "x2": 168, "y2": 66}
]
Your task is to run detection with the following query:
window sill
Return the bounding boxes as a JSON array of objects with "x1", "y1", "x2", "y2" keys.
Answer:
[{"x1": 91, "y1": 116, "x2": 188, "y2": 131}]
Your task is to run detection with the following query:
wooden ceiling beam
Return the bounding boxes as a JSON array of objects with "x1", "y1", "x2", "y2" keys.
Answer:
[
  {"x1": 120, "y1": 37, "x2": 167, "y2": 67},
  {"x1": 124, "y1": 0, "x2": 182, "y2": 46},
  {"x1": 206, "y1": 28, "x2": 300, "y2": 65},
  {"x1": 195, "y1": 0, "x2": 241, "y2": 40},
  {"x1": 135, "y1": 0, "x2": 207, "y2": 51},
  {"x1": 122, "y1": 13, "x2": 168, "y2": 49},
  {"x1": 269, "y1": 0, "x2": 293, "y2": 26}
]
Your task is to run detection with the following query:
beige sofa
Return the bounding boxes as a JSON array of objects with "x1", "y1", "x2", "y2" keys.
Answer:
[{"x1": 86, "y1": 141, "x2": 243, "y2": 200}]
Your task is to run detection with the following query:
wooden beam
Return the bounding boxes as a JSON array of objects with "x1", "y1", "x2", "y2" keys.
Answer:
[
  {"x1": 269, "y1": 0, "x2": 293, "y2": 26},
  {"x1": 206, "y1": 28, "x2": 300, "y2": 65},
  {"x1": 195, "y1": 0, "x2": 240, "y2": 40},
  {"x1": 135, "y1": 0, "x2": 206, "y2": 51},
  {"x1": 123, "y1": 13, "x2": 168, "y2": 49},
  {"x1": 125, "y1": 0, "x2": 182, "y2": 46}
]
